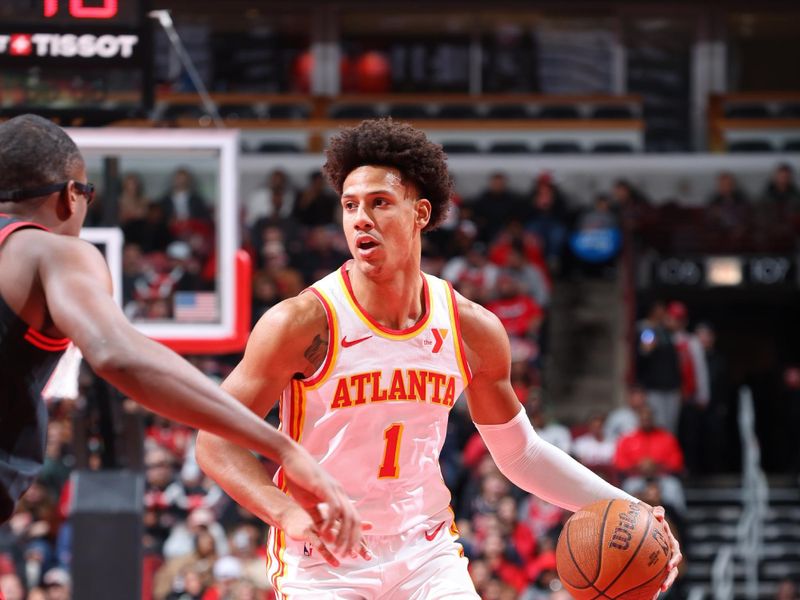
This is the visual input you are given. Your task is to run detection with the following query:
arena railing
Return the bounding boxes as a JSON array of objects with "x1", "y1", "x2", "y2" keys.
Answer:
[
  {"x1": 708, "y1": 92, "x2": 800, "y2": 152},
  {"x1": 736, "y1": 386, "x2": 768, "y2": 600},
  {"x1": 709, "y1": 386, "x2": 768, "y2": 600}
]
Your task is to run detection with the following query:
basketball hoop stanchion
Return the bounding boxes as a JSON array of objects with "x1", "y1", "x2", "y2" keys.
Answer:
[{"x1": 157, "y1": 249, "x2": 252, "y2": 355}]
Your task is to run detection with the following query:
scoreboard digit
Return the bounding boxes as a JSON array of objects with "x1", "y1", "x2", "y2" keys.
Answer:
[{"x1": 45, "y1": 0, "x2": 120, "y2": 20}]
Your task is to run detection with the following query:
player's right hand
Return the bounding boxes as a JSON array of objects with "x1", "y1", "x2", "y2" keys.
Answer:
[
  {"x1": 280, "y1": 443, "x2": 368, "y2": 558},
  {"x1": 639, "y1": 503, "x2": 682, "y2": 599},
  {"x1": 277, "y1": 503, "x2": 372, "y2": 567}
]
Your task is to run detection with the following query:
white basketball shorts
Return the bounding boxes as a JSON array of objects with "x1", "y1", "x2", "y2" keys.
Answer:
[{"x1": 267, "y1": 508, "x2": 479, "y2": 599}]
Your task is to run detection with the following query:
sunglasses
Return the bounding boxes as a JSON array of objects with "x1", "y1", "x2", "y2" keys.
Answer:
[{"x1": 0, "y1": 180, "x2": 96, "y2": 204}]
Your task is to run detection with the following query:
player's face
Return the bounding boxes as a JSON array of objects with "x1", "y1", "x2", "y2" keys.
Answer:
[{"x1": 341, "y1": 165, "x2": 430, "y2": 278}]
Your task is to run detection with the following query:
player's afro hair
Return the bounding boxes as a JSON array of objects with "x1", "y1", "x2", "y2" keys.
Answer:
[{"x1": 323, "y1": 118, "x2": 453, "y2": 231}]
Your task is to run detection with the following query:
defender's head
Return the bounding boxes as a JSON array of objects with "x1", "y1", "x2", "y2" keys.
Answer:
[{"x1": 0, "y1": 114, "x2": 92, "y2": 236}]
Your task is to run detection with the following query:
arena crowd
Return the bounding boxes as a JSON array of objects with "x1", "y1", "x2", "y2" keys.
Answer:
[{"x1": 2, "y1": 161, "x2": 799, "y2": 600}]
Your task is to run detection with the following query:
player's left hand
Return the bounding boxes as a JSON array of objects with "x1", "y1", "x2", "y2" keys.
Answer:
[{"x1": 641, "y1": 503, "x2": 682, "y2": 599}]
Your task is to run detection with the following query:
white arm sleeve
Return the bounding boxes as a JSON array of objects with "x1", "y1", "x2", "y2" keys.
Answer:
[{"x1": 474, "y1": 406, "x2": 637, "y2": 512}]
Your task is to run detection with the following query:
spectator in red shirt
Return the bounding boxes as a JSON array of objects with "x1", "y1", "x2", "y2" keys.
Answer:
[
  {"x1": 479, "y1": 531, "x2": 529, "y2": 593},
  {"x1": 665, "y1": 301, "x2": 709, "y2": 476},
  {"x1": 496, "y1": 496, "x2": 537, "y2": 574},
  {"x1": 488, "y1": 225, "x2": 550, "y2": 284},
  {"x1": 486, "y1": 273, "x2": 543, "y2": 339},
  {"x1": 524, "y1": 537, "x2": 559, "y2": 590},
  {"x1": 614, "y1": 405, "x2": 687, "y2": 514},
  {"x1": 614, "y1": 405, "x2": 684, "y2": 475}
]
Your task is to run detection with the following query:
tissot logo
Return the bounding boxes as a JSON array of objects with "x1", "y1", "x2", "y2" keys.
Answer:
[
  {"x1": 9, "y1": 35, "x2": 33, "y2": 56},
  {"x1": 0, "y1": 33, "x2": 138, "y2": 59}
]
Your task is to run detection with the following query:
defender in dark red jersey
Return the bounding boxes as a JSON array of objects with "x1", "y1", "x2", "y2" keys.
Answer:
[{"x1": 0, "y1": 115, "x2": 366, "y2": 556}]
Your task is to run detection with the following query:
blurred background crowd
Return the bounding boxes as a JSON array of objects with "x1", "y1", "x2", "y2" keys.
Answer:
[{"x1": 1, "y1": 158, "x2": 798, "y2": 600}]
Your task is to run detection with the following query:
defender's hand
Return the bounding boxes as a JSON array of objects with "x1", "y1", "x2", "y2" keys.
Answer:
[
  {"x1": 276, "y1": 503, "x2": 372, "y2": 567},
  {"x1": 280, "y1": 444, "x2": 365, "y2": 557}
]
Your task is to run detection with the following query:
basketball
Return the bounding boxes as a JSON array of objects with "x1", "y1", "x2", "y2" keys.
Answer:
[{"x1": 556, "y1": 499, "x2": 672, "y2": 600}]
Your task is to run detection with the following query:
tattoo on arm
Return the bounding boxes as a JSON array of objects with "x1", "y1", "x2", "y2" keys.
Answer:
[{"x1": 303, "y1": 334, "x2": 328, "y2": 372}]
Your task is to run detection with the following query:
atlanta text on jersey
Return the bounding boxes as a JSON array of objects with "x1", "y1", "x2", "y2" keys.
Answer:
[{"x1": 329, "y1": 369, "x2": 458, "y2": 410}]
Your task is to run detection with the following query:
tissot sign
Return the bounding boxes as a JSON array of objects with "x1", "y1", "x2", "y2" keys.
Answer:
[{"x1": 0, "y1": 33, "x2": 139, "y2": 59}]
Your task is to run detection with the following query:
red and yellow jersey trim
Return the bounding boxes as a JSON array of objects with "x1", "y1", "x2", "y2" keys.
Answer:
[
  {"x1": 24, "y1": 327, "x2": 71, "y2": 352},
  {"x1": 268, "y1": 413, "x2": 290, "y2": 597},
  {"x1": 338, "y1": 263, "x2": 432, "y2": 340},
  {"x1": 267, "y1": 296, "x2": 323, "y2": 596},
  {"x1": 447, "y1": 506, "x2": 465, "y2": 557},
  {"x1": 287, "y1": 379, "x2": 307, "y2": 444},
  {"x1": 444, "y1": 282, "x2": 473, "y2": 385},
  {"x1": 267, "y1": 526, "x2": 287, "y2": 599},
  {"x1": 302, "y1": 286, "x2": 339, "y2": 390}
]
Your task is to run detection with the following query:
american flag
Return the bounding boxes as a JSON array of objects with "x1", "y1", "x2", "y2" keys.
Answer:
[{"x1": 174, "y1": 292, "x2": 218, "y2": 322}]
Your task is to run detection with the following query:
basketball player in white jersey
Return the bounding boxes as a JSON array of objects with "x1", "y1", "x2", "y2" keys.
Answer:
[{"x1": 196, "y1": 119, "x2": 681, "y2": 598}]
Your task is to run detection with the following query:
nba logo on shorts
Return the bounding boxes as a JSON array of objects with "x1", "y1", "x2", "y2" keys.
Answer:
[{"x1": 303, "y1": 542, "x2": 313, "y2": 557}]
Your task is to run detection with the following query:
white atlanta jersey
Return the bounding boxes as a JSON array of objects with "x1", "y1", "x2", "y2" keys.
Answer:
[{"x1": 271, "y1": 263, "x2": 472, "y2": 536}]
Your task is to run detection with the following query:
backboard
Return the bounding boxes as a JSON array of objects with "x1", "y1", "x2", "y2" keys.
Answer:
[{"x1": 71, "y1": 128, "x2": 250, "y2": 354}]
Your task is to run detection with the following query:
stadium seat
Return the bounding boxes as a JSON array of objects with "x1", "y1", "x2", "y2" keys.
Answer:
[
  {"x1": 440, "y1": 141, "x2": 480, "y2": 154},
  {"x1": 488, "y1": 141, "x2": 532, "y2": 154},
  {"x1": 591, "y1": 105, "x2": 634, "y2": 119},
  {"x1": 724, "y1": 104, "x2": 770, "y2": 119},
  {"x1": 727, "y1": 139, "x2": 774, "y2": 153},
  {"x1": 645, "y1": 126, "x2": 687, "y2": 153},
  {"x1": 540, "y1": 140, "x2": 583, "y2": 154},
  {"x1": 486, "y1": 104, "x2": 530, "y2": 119},
  {"x1": 161, "y1": 104, "x2": 207, "y2": 121},
  {"x1": 268, "y1": 104, "x2": 310, "y2": 119},
  {"x1": 437, "y1": 104, "x2": 479, "y2": 119},
  {"x1": 538, "y1": 105, "x2": 581, "y2": 119},
  {"x1": 329, "y1": 104, "x2": 381, "y2": 119},
  {"x1": 219, "y1": 105, "x2": 259, "y2": 120},
  {"x1": 388, "y1": 104, "x2": 431, "y2": 119},
  {"x1": 783, "y1": 139, "x2": 800, "y2": 152},
  {"x1": 779, "y1": 103, "x2": 800, "y2": 118},
  {"x1": 257, "y1": 141, "x2": 302, "y2": 153},
  {"x1": 591, "y1": 141, "x2": 635, "y2": 154}
]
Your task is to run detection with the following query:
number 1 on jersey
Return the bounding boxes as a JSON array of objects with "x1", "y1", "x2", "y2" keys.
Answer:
[{"x1": 378, "y1": 423, "x2": 404, "y2": 478}]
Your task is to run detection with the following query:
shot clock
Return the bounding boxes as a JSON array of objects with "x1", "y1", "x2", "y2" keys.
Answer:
[
  {"x1": 1, "y1": 0, "x2": 141, "y2": 27},
  {"x1": 0, "y1": 0, "x2": 152, "y2": 123}
]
